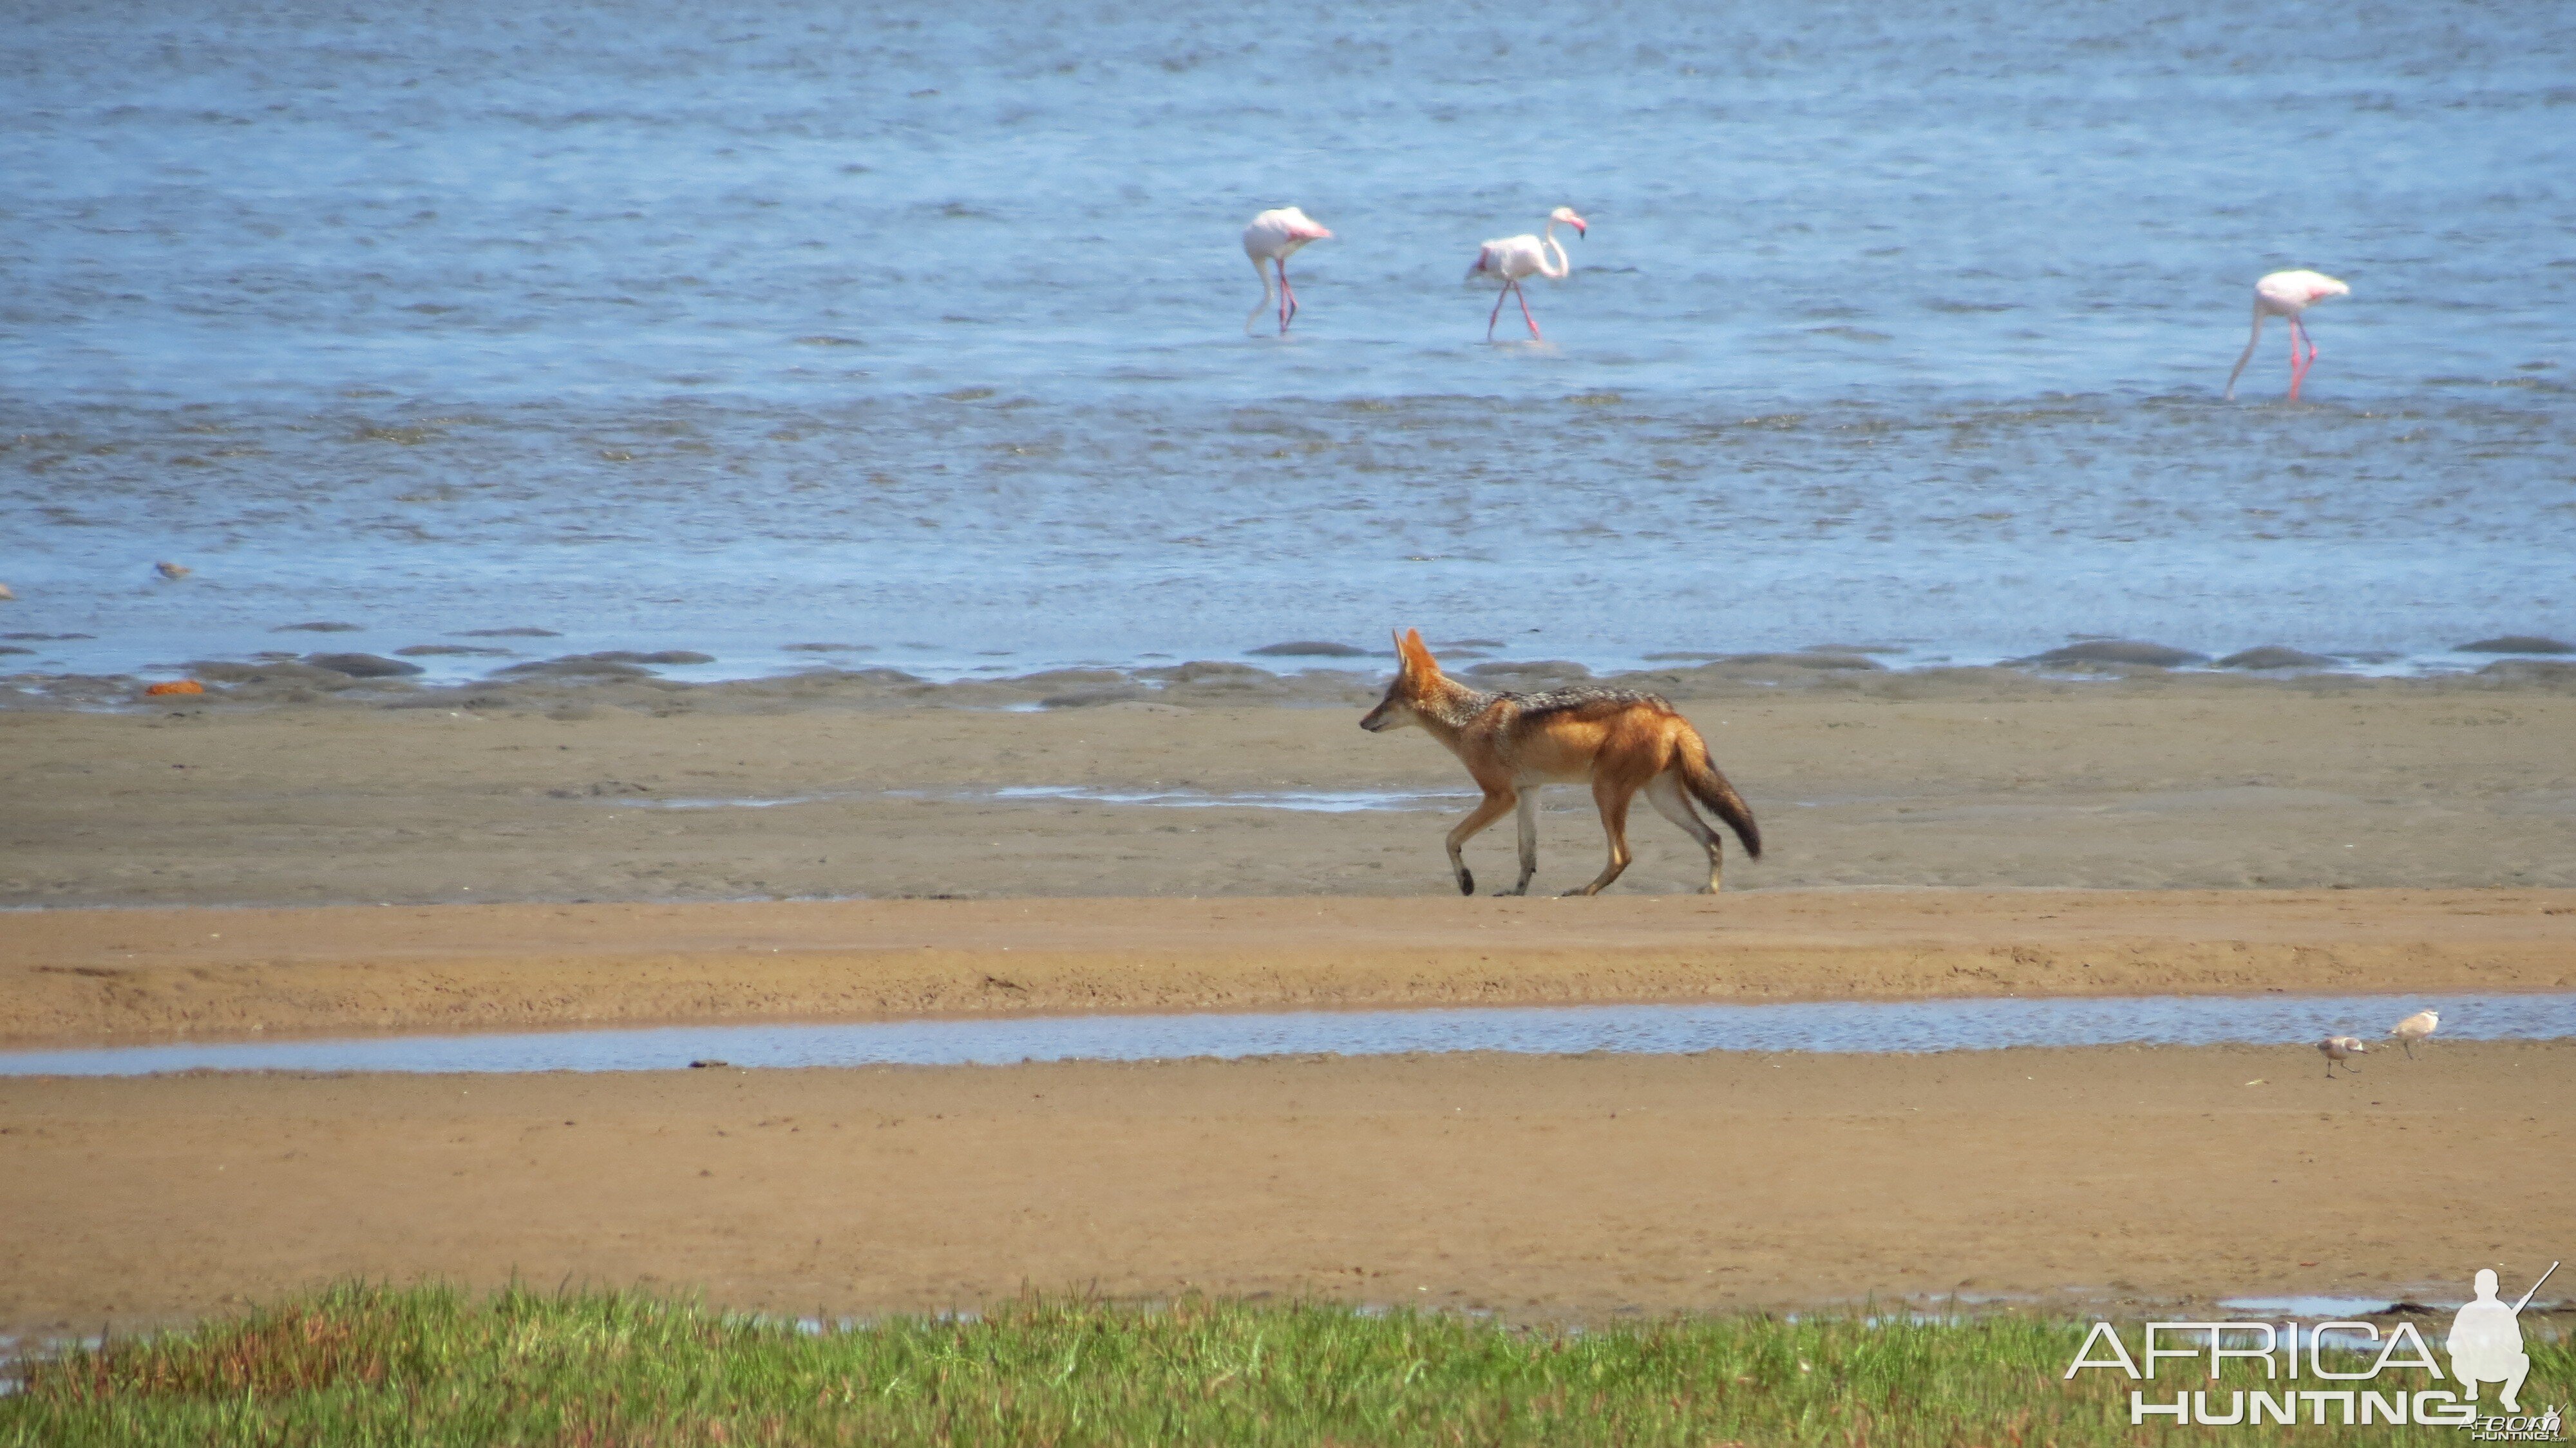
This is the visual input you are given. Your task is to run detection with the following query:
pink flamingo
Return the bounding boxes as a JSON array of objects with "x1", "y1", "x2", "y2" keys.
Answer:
[
  {"x1": 1242, "y1": 207, "x2": 1333, "y2": 335},
  {"x1": 2226, "y1": 269, "x2": 2350, "y2": 401},
  {"x1": 1468, "y1": 207, "x2": 1586, "y2": 341}
]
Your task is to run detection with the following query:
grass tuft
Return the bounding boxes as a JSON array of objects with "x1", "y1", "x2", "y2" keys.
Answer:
[{"x1": 3, "y1": 1283, "x2": 2553, "y2": 1445}]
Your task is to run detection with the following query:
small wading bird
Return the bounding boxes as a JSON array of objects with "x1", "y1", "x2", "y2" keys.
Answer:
[
  {"x1": 1360, "y1": 629, "x2": 1759, "y2": 896},
  {"x1": 2225, "y1": 269, "x2": 2350, "y2": 401},
  {"x1": 2317, "y1": 1034, "x2": 2366, "y2": 1078},
  {"x1": 1242, "y1": 207, "x2": 1333, "y2": 336},
  {"x1": 1468, "y1": 207, "x2": 1586, "y2": 341},
  {"x1": 154, "y1": 560, "x2": 190, "y2": 580},
  {"x1": 2389, "y1": 1007, "x2": 2439, "y2": 1059}
]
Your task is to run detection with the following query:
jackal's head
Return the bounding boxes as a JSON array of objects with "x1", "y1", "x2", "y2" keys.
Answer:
[{"x1": 1359, "y1": 628, "x2": 1459, "y2": 732}]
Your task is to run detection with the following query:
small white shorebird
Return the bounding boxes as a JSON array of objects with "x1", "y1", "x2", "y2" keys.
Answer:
[
  {"x1": 1468, "y1": 206, "x2": 1586, "y2": 341},
  {"x1": 2317, "y1": 1035, "x2": 2366, "y2": 1078},
  {"x1": 1242, "y1": 207, "x2": 1333, "y2": 336},
  {"x1": 2389, "y1": 1008, "x2": 2439, "y2": 1059},
  {"x1": 2225, "y1": 269, "x2": 2349, "y2": 401}
]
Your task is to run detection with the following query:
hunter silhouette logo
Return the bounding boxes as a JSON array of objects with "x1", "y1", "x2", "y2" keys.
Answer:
[{"x1": 2063, "y1": 1261, "x2": 2562, "y2": 1433}]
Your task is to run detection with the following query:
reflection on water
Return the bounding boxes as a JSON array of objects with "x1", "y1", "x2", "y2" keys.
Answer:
[
  {"x1": 2, "y1": 0, "x2": 2571, "y2": 682},
  {"x1": 3, "y1": 993, "x2": 2564, "y2": 1077}
]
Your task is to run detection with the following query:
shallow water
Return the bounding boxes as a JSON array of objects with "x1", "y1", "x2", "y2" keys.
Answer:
[
  {"x1": 3, "y1": 0, "x2": 2572, "y2": 685},
  {"x1": 3, "y1": 993, "x2": 2561, "y2": 1077}
]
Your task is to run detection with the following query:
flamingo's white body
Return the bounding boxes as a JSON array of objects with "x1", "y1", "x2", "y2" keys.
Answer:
[
  {"x1": 1243, "y1": 207, "x2": 1333, "y2": 336},
  {"x1": 2317, "y1": 1034, "x2": 2367, "y2": 1078},
  {"x1": 2226, "y1": 269, "x2": 2349, "y2": 401},
  {"x1": 1468, "y1": 207, "x2": 1587, "y2": 341},
  {"x1": 2389, "y1": 1008, "x2": 2439, "y2": 1059}
]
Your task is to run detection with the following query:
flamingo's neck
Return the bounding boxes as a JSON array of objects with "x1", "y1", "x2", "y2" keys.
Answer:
[{"x1": 1537, "y1": 221, "x2": 1571, "y2": 280}]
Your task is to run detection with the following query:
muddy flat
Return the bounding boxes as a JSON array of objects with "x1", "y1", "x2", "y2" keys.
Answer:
[
  {"x1": 5, "y1": 676, "x2": 2573, "y2": 912},
  {"x1": 1, "y1": 1043, "x2": 2566, "y2": 1338},
  {"x1": 5, "y1": 888, "x2": 2573, "y2": 1043}
]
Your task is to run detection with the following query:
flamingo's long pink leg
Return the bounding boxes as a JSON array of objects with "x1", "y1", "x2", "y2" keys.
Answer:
[
  {"x1": 1486, "y1": 285, "x2": 1509, "y2": 341},
  {"x1": 1514, "y1": 280, "x2": 1542, "y2": 340},
  {"x1": 1277, "y1": 260, "x2": 1298, "y2": 334},
  {"x1": 2287, "y1": 317, "x2": 2311, "y2": 399}
]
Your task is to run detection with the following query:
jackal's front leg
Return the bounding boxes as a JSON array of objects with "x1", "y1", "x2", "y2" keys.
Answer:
[{"x1": 1444, "y1": 788, "x2": 1519, "y2": 897}]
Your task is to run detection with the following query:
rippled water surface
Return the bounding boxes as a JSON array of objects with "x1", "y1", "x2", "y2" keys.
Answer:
[
  {"x1": 3, "y1": 993, "x2": 2562, "y2": 1076},
  {"x1": 5, "y1": 0, "x2": 2572, "y2": 681}
]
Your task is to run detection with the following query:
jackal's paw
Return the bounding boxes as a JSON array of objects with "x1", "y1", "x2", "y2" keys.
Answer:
[{"x1": 1455, "y1": 870, "x2": 1475, "y2": 897}]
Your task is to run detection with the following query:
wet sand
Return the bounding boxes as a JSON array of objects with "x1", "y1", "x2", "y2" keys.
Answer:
[
  {"x1": 1, "y1": 1043, "x2": 2567, "y2": 1338},
  {"x1": 6, "y1": 889, "x2": 2573, "y2": 1045},
  {"x1": 4, "y1": 671, "x2": 2573, "y2": 911}
]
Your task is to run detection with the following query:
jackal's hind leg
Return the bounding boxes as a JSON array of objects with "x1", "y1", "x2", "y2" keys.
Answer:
[
  {"x1": 1645, "y1": 773, "x2": 1725, "y2": 893},
  {"x1": 1495, "y1": 792, "x2": 1539, "y2": 895},
  {"x1": 1446, "y1": 788, "x2": 1519, "y2": 897},
  {"x1": 1567, "y1": 777, "x2": 1635, "y2": 896}
]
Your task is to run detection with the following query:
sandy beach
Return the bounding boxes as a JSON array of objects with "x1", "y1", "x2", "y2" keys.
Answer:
[
  {"x1": 5, "y1": 670, "x2": 2573, "y2": 911},
  {"x1": 3, "y1": 1043, "x2": 2569, "y2": 1340},
  {"x1": 5, "y1": 888, "x2": 2572, "y2": 1045},
  {"x1": 4, "y1": 672, "x2": 2571, "y2": 1342}
]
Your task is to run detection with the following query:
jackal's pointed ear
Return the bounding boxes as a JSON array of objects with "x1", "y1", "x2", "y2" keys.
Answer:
[{"x1": 1398, "y1": 628, "x2": 1437, "y2": 676}]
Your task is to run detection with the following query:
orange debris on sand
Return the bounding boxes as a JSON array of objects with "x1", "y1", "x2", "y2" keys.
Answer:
[{"x1": 143, "y1": 680, "x2": 205, "y2": 696}]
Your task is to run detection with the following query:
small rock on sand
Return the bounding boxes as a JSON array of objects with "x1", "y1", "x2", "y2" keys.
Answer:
[
  {"x1": 2023, "y1": 640, "x2": 2208, "y2": 668},
  {"x1": 2217, "y1": 646, "x2": 2337, "y2": 670},
  {"x1": 2458, "y1": 635, "x2": 2573, "y2": 655},
  {"x1": 305, "y1": 653, "x2": 426, "y2": 678},
  {"x1": 1248, "y1": 641, "x2": 1369, "y2": 657}
]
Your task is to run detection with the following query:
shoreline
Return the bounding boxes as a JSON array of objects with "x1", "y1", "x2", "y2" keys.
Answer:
[
  {"x1": 8, "y1": 647, "x2": 2576, "y2": 714},
  {"x1": 5, "y1": 889, "x2": 2570, "y2": 1047}
]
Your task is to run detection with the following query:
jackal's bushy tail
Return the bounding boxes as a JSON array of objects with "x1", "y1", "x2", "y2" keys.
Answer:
[{"x1": 1678, "y1": 728, "x2": 1761, "y2": 859}]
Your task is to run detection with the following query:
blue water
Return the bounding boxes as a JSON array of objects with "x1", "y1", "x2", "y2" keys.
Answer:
[
  {"x1": 3, "y1": 0, "x2": 2572, "y2": 683},
  {"x1": 1, "y1": 992, "x2": 2557, "y2": 1076}
]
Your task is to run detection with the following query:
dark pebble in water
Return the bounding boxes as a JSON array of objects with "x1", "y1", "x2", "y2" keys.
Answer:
[
  {"x1": 456, "y1": 627, "x2": 562, "y2": 638},
  {"x1": 2023, "y1": 640, "x2": 2208, "y2": 667},
  {"x1": 394, "y1": 643, "x2": 516, "y2": 657},
  {"x1": 586, "y1": 650, "x2": 714, "y2": 665},
  {"x1": 306, "y1": 653, "x2": 425, "y2": 678},
  {"x1": 4, "y1": 632, "x2": 93, "y2": 640},
  {"x1": 1248, "y1": 640, "x2": 1369, "y2": 657},
  {"x1": 782, "y1": 642, "x2": 871, "y2": 653},
  {"x1": 495, "y1": 656, "x2": 655, "y2": 679},
  {"x1": 1463, "y1": 660, "x2": 1595, "y2": 684},
  {"x1": 274, "y1": 621, "x2": 363, "y2": 633},
  {"x1": 2219, "y1": 646, "x2": 2337, "y2": 670},
  {"x1": 2458, "y1": 635, "x2": 2573, "y2": 654},
  {"x1": 1714, "y1": 652, "x2": 1884, "y2": 671}
]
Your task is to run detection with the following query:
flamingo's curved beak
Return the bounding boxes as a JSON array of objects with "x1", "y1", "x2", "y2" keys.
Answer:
[{"x1": 1572, "y1": 220, "x2": 1587, "y2": 238}]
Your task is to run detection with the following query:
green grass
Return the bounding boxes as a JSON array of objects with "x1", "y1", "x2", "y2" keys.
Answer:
[{"x1": 1, "y1": 1283, "x2": 2553, "y2": 1445}]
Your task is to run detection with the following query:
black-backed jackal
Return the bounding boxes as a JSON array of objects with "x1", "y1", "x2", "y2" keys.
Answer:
[{"x1": 1359, "y1": 629, "x2": 1761, "y2": 896}]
